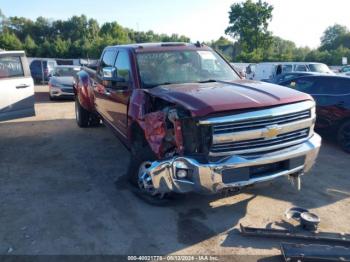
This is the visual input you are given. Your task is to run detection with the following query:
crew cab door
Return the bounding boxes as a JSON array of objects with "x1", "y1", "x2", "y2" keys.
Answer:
[
  {"x1": 93, "y1": 49, "x2": 117, "y2": 117},
  {"x1": 99, "y1": 50, "x2": 132, "y2": 136},
  {"x1": 0, "y1": 52, "x2": 35, "y2": 122}
]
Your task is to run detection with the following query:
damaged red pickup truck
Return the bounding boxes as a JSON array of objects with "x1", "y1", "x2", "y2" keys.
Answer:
[{"x1": 74, "y1": 42, "x2": 321, "y2": 200}]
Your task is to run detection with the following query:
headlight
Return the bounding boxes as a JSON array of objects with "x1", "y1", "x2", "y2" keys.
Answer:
[
  {"x1": 173, "y1": 160, "x2": 191, "y2": 179},
  {"x1": 176, "y1": 169, "x2": 188, "y2": 179}
]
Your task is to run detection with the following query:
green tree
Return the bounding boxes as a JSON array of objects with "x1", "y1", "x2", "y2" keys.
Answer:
[
  {"x1": 0, "y1": 32, "x2": 22, "y2": 50},
  {"x1": 100, "y1": 22, "x2": 130, "y2": 44},
  {"x1": 23, "y1": 35, "x2": 37, "y2": 56},
  {"x1": 320, "y1": 24, "x2": 348, "y2": 51},
  {"x1": 0, "y1": 8, "x2": 6, "y2": 33},
  {"x1": 52, "y1": 37, "x2": 70, "y2": 58},
  {"x1": 225, "y1": 0, "x2": 273, "y2": 52}
]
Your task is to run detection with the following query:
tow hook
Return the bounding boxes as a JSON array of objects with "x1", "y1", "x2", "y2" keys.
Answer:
[
  {"x1": 222, "y1": 187, "x2": 241, "y2": 197},
  {"x1": 288, "y1": 172, "x2": 302, "y2": 191}
]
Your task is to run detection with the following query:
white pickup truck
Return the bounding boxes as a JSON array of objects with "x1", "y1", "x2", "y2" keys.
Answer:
[{"x1": 0, "y1": 51, "x2": 35, "y2": 122}]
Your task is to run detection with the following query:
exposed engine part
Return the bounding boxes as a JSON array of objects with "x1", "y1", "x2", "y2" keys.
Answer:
[{"x1": 167, "y1": 108, "x2": 179, "y2": 123}]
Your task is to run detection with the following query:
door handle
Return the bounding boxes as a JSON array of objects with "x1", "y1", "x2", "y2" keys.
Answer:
[{"x1": 16, "y1": 84, "x2": 30, "y2": 89}]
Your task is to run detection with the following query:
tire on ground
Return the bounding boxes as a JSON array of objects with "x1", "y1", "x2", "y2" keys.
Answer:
[
  {"x1": 75, "y1": 99, "x2": 90, "y2": 128},
  {"x1": 337, "y1": 120, "x2": 350, "y2": 153}
]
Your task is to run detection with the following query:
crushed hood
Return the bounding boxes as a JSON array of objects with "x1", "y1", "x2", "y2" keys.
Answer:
[{"x1": 145, "y1": 80, "x2": 312, "y2": 117}]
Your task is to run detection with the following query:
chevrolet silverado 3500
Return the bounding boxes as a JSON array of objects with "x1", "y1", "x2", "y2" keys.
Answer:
[{"x1": 74, "y1": 42, "x2": 321, "y2": 201}]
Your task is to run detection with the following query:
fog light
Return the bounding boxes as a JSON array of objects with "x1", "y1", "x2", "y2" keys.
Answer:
[{"x1": 176, "y1": 169, "x2": 188, "y2": 179}]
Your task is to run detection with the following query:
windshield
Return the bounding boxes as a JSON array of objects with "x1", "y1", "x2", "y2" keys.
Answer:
[
  {"x1": 53, "y1": 67, "x2": 80, "y2": 77},
  {"x1": 136, "y1": 50, "x2": 239, "y2": 88},
  {"x1": 309, "y1": 63, "x2": 331, "y2": 73}
]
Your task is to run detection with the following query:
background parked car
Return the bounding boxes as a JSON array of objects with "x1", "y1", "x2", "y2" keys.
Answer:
[
  {"x1": 230, "y1": 63, "x2": 251, "y2": 78},
  {"x1": 280, "y1": 75, "x2": 350, "y2": 152},
  {"x1": 0, "y1": 51, "x2": 35, "y2": 121},
  {"x1": 30, "y1": 59, "x2": 57, "y2": 83},
  {"x1": 48, "y1": 65, "x2": 80, "y2": 100},
  {"x1": 251, "y1": 62, "x2": 334, "y2": 81},
  {"x1": 338, "y1": 65, "x2": 350, "y2": 76},
  {"x1": 269, "y1": 71, "x2": 322, "y2": 84}
]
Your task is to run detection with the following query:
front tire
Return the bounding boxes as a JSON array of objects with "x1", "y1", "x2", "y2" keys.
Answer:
[
  {"x1": 337, "y1": 120, "x2": 350, "y2": 153},
  {"x1": 127, "y1": 130, "x2": 171, "y2": 205}
]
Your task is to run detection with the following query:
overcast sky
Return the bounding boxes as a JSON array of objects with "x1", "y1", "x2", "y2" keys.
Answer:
[{"x1": 1, "y1": 0, "x2": 350, "y2": 48}]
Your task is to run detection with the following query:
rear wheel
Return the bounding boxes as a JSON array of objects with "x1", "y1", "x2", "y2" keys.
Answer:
[
  {"x1": 75, "y1": 99, "x2": 90, "y2": 128},
  {"x1": 337, "y1": 120, "x2": 350, "y2": 153}
]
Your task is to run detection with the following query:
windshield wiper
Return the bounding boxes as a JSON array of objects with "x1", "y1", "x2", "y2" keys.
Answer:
[
  {"x1": 197, "y1": 79, "x2": 218, "y2": 83},
  {"x1": 142, "y1": 82, "x2": 175, "y2": 89}
]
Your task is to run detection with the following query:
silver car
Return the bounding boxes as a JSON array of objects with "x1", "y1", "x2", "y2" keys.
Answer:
[{"x1": 48, "y1": 65, "x2": 80, "y2": 100}]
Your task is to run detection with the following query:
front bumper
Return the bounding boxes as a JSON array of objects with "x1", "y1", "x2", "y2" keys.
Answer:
[
  {"x1": 147, "y1": 134, "x2": 321, "y2": 194},
  {"x1": 50, "y1": 87, "x2": 74, "y2": 98}
]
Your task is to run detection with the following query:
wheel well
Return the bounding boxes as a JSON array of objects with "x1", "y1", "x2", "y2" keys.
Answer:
[
  {"x1": 337, "y1": 117, "x2": 350, "y2": 129},
  {"x1": 130, "y1": 122, "x2": 146, "y2": 144}
]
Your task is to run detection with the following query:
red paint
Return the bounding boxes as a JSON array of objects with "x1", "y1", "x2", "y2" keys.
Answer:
[
  {"x1": 142, "y1": 111, "x2": 167, "y2": 158},
  {"x1": 75, "y1": 43, "x2": 311, "y2": 158},
  {"x1": 145, "y1": 80, "x2": 311, "y2": 117}
]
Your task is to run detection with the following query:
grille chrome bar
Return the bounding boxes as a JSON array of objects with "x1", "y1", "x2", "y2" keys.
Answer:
[
  {"x1": 213, "y1": 111, "x2": 310, "y2": 134},
  {"x1": 200, "y1": 101, "x2": 316, "y2": 156},
  {"x1": 213, "y1": 118, "x2": 313, "y2": 144},
  {"x1": 211, "y1": 129, "x2": 309, "y2": 153}
]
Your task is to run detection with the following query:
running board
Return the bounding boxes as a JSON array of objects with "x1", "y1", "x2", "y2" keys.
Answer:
[
  {"x1": 281, "y1": 243, "x2": 350, "y2": 262},
  {"x1": 240, "y1": 224, "x2": 350, "y2": 245}
]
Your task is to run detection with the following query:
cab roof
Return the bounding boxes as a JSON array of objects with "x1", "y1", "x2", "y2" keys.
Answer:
[{"x1": 104, "y1": 42, "x2": 211, "y2": 53}]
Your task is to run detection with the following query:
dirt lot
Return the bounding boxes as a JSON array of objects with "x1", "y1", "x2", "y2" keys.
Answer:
[{"x1": 0, "y1": 85, "x2": 349, "y2": 260}]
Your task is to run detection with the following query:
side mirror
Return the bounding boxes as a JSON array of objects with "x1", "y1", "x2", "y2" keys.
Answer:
[
  {"x1": 102, "y1": 67, "x2": 129, "y2": 89},
  {"x1": 102, "y1": 67, "x2": 116, "y2": 81}
]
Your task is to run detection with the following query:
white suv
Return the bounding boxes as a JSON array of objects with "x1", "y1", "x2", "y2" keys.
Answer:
[{"x1": 0, "y1": 51, "x2": 35, "y2": 122}]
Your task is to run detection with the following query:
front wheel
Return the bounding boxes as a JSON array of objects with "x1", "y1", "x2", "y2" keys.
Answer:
[
  {"x1": 127, "y1": 132, "x2": 171, "y2": 205},
  {"x1": 337, "y1": 120, "x2": 350, "y2": 153}
]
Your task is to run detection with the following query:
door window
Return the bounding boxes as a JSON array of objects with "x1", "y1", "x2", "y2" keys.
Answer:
[
  {"x1": 284, "y1": 77, "x2": 317, "y2": 93},
  {"x1": 114, "y1": 51, "x2": 131, "y2": 82},
  {"x1": 282, "y1": 65, "x2": 293, "y2": 73},
  {"x1": 0, "y1": 56, "x2": 24, "y2": 78},
  {"x1": 101, "y1": 50, "x2": 117, "y2": 68},
  {"x1": 295, "y1": 65, "x2": 307, "y2": 72},
  {"x1": 99, "y1": 50, "x2": 117, "y2": 76}
]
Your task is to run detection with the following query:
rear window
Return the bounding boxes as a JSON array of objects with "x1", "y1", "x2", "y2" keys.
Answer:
[
  {"x1": 48, "y1": 61, "x2": 56, "y2": 68},
  {"x1": 0, "y1": 56, "x2": 24, "y2": 78},
  {"x1": 309, "y1": 63, "x2": 331, "y2": 73}
]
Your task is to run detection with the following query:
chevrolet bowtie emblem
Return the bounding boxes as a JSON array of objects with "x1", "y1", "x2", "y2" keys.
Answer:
[{"x1": 264, "y1": 125, "x2": 282, "y2": 139}]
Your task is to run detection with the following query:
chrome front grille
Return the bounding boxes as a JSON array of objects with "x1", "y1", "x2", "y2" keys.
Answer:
[
  {"x1": 198, "y1": 101, "x2": 316, "y2": 156},
  {"x1": 211, "y1": 128, "x2": 310, "y2": 154},
  {"x1": 213, "y1": 110, "x2": 311, "y2": 134}
]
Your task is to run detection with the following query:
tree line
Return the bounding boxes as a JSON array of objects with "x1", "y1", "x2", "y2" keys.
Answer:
[
  {"x1": 0, "y1": 10, "x2": 190, "y2": 59},
  {"x1": 214, "y1": 0, "x2": 350, "y2": 65},
  {"x1": 1, "y1": 1, "x2": 350, "y2": 65}
]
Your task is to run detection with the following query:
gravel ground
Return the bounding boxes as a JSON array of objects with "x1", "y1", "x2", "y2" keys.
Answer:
[{"x1": 0, "y1": 85, "x2": 349, "y2": 261}]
